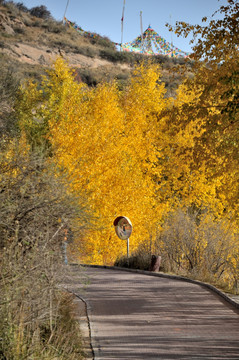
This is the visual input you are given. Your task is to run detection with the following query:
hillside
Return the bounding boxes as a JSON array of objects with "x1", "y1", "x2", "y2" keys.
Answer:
[{"x1": 0, "y1": 1, "x2": 191, "y2": 94}]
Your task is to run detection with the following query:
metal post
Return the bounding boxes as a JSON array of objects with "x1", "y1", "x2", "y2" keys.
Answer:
[
  {"x1": 127, "y1": 238, "x2": 129, "y2": 259},
  {"x1": 140, "y1": 11, "x2": 145, "y2": 53},
  {"x1": 63, "y1": 0, "x2": 70, "y2": 23},
  {"x1": 121, "y1": 0, "x2": 126, "y2": 51},
  {"x1": 63, "y1": 241, "x2": 68, "y2": 265}
]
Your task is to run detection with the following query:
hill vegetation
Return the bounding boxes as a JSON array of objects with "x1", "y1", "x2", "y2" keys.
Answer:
[
  {"x1": 0, "y1": 0, "x2": 191, "y2": 93},
  {"x1": 0, "y1": 0, "x2": 238, "y2": 358}
]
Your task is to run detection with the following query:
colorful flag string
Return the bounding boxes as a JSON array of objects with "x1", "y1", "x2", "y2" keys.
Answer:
[
  {"x1": 120, "y1": 25, "x2": 190, "y2": 58},
  {"x1": 64, "y1": 17, "x2": 190, "y2": 59},
  {"x1": 64, "y1": 17, "x2": 102, "y2": 41}
]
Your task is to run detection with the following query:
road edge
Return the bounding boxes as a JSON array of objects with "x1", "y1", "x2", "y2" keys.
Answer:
[{"x1": 73, "y1": 263, "x2": 239, "y2": 310}]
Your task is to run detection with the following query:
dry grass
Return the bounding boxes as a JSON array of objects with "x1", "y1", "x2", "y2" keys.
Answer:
[{"x1": 0, "y1": 142, "x2": 91, "y2": 359}]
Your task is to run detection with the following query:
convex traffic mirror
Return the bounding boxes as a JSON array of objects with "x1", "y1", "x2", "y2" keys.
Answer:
[{"x1": 113, "y1": 216, "x2": 132, "y2": 240}]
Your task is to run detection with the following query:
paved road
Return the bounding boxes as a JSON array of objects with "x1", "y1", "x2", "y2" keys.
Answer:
[{"x1": 65, "y1": 266, "x2": 239, "y2": 360}]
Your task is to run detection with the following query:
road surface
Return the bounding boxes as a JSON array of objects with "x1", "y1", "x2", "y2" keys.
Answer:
[{"x1": 65, "y1": 266, "x2": 239, "y2": 360}]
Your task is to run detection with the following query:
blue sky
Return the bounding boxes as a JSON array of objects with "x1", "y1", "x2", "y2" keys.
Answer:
[{"x1": 21, "y1": 0, "x2": 228, "y2": 53}]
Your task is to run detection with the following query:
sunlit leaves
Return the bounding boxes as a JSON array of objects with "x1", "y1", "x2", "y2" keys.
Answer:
[
  {"x1": 17, "y1": 59, "x2": 170, "y2": 264},
  {"x1": 17, "y1": 56, "x2": 238, "y2": 266}
]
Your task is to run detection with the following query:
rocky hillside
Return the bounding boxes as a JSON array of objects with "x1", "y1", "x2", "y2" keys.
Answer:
[{"x1": 0, "y1": 1, "x2": 191, "y2": 94}]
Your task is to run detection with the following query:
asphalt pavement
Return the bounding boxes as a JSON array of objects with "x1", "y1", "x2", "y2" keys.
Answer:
[{"x1": 64, "y1": 266, "x2": 239, "y2": 360}]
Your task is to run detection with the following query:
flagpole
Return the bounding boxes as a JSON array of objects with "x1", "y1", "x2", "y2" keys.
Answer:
[
  {"x1": 170, "y1": 14, "x2": 173, "y2": 54},
  {"x1": 63, "y1": 0, "x2": 70, "y2": 23},
  {"x1": 121, "y1": 0, "x2": 126, "y2": 51},
  {"x1": 140, "y1": 11, "x2": 145, "y2": 53}
]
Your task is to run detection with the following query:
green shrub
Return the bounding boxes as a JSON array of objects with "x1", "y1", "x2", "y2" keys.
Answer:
[
  {"x1": 15, "y1": 2, "x2": 28, "y2": 12},
  {"x1": 73, "y1": 45, "x2": 97, "y2": 57},
  {"x1": 4, "y1": 1, "x2": 21, "y2": 16},
  {"x1": 88, "y1": 33, "x2": 116, "y2": 50},
  {"x1": 114, "y1": 241, "x2": 153, "y2": 271},
  {"x1": 13, "y1": 25, "x2": 25, "y2": 34},
  {"x1": 99, "y1": 48, "x2": 149, "y2": 65},
  {"x1": 99, "y1": 48, "x2": 121, "y2": 62},
  {"x1": 76, "y1": 68, "x2": 98, "y2": 86},
  {"x1": 0, "y1": 68, "x2": 19, "y2": 137},
  {"x1": 115, "y1": 253, "x2": 152, "y2": 270},
  {"x1": 21, "y1": 16, "x2": 32, "y2": 27},
  {"x1": 116, "y1": 72, "x2": 129, "y2": 81},
  {"x1": 42, "y1": 20, "x2": 66, "y2": 34},
  {"x1": 31, "y1": 19, "x2": 41, "y2": 27},
  {"x1": 30, "y1": 5, "x2": 52, "y2": 20},
  {"x1": 115, "y1": 72, "x2": 130, "y2": 90}
]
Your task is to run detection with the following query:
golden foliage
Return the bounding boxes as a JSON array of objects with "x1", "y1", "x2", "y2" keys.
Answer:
[
  {"x1": 48, "y1": 60, "x2": 171, "y2": 264},
  {"x1": 17, "y1": 58, "x2": 238, "y2": 271}
]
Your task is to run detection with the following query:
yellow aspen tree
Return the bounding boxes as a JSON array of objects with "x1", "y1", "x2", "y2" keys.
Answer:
[
  {"x1": 61, "y1": 62, "x2": 171, "y2": 264},
  {"x1": 18, "y1": 58, "x2": 174, "y2": 264},
  {"x1": 162, "y1": 74, "x2": 237, "y2": 218},
  {"x1": 120, "y1": 63, "x2": 173, "y2": 244},
  {"x1": 167, "y1": 0, "x2": 238, "y2": 220}
]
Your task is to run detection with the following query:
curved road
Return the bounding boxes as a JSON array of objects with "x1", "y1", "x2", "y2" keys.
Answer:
[{"x1": 65, "y1": 266, "x2": 239, "y2": 360}]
